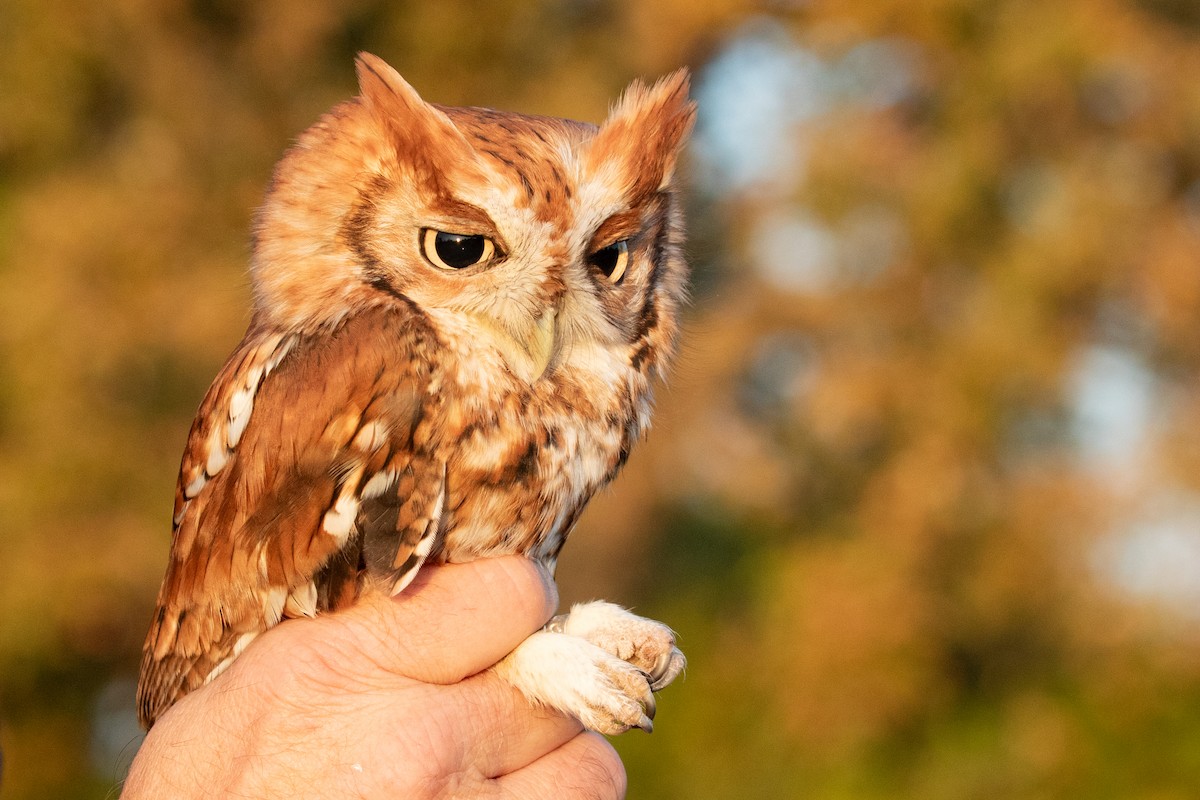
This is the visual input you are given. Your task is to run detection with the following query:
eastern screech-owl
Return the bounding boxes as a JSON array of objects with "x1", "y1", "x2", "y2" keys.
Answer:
[{"x1": 137, "y1": 53, "x2": 694, "y2": 736}]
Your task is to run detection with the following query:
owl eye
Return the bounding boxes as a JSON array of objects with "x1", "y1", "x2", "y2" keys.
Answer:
[
  {"x1": 587, "y1": 240, "x2": 629, "y2": 284},
  {"x1": 422, "y1": 229, "x2": 498, "y2": 270}
]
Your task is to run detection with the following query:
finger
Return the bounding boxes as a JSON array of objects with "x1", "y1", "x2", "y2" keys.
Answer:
[
  {"x1": 450, "y1": 670, "x2": 583, "y2": 778},
  {"x1": 489, "y1": 732, "x2": 626, "y2": 800},
  {"x1": 329, "y1": 556, "x2": 558, "y2": 683}
]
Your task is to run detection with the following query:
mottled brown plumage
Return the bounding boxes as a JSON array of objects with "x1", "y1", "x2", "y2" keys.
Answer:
[{"x1": 138, "y1": 53, "x2": 694, "y2": 732}]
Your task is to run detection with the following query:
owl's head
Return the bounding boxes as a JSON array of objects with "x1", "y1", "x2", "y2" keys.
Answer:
[{"x1": 251, "y1": 53, "x2": 694, "y2": 385}]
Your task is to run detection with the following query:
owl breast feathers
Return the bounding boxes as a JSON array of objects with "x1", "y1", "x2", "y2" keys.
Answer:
[{"x1": 137, "y1": 53, "x2": 694, "y2": 731}]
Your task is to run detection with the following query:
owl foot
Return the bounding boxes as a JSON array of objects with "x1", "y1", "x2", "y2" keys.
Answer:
[
  {"x1": 493, "y1": 601, "x2": 684, "y2": 736},
  {"x1": 494, "y1": 629, "x2": 658, "y2": 735},
  {"x1": 545, "y1": 601, "x2": 686, "y2": 692}
]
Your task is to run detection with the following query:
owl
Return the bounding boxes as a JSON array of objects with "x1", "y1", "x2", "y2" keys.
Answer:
[{"x1": 137, "y1": 53, "x2": 694, "y2": 736}]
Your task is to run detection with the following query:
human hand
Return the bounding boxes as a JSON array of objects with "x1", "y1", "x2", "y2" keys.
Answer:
[{"x1": 122, "y1": 556, "x2": 625, "y2": 798}]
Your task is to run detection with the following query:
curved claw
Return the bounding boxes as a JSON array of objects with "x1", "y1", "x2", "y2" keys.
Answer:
[
  {"x1": 641, "y1": 680, "x2": 657, "y2": 721},
  {"x1": 650, "y1": 650, "x2": 673, "y2": 685},
  {"x1": 532, "y1": 601, "x2": 685, "y2": 733},
  {"x1": 648, "y1": 648, "x2": 686, "y2": 692}
]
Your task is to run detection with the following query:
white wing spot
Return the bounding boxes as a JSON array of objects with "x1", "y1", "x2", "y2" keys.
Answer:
[
  {"x1": 227, "y1": 386, "x2": 255, "y2": 448},
  {"x1": 184, "y1": 473, "x2": 207, "y2": 499},
  {"x1": 284, "y1": 582, "x2": 318, "y2": 618},
  {"x1": 322, "y1": 494, "x2": 360, "y2": 544},
  {"x1": 205, "y1": 428, "x2": 229, "y2": 476},
  {"x1": 262, "y1": 585, "x2": 288, "y2": 626},
  {"x1": 353, "y1": 420, "x2": 389, "y2": 452},
  {"x1": 361, "y1": 469, "x2": 397, "y2": 499},
  {"x1": 194, "y1": 334, "x2": 297, "y2": 485},
  {"x1": 265, "y1": 336, "x2": 296, "y2": 370}
]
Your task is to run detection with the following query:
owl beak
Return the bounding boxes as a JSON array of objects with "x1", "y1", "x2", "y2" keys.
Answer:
[
  {"x1": 525, "y1": 306, "x2": 558, "y2": 380},
  {"x1": 468, "y1": 305, "x2": 559, "y2": 383}
]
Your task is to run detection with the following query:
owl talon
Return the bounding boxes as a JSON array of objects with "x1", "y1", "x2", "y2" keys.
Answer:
[
  {"x1": 550, "y1": 600, "x2": 686, "y2": 693},
  {"x1": 648, "y1": 647, "x2": 686, "y2": 691},
  {"x1": 494, "y1": 629, "x2": 665, "y2": 736},
  {"x1": 657, "y1": 651, "x2": 675, "y2": 683}
]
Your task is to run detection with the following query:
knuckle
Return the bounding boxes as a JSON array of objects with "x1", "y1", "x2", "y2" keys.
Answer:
[{"x1": 483, "y1": 556, "x2": 559, "y2": 626}]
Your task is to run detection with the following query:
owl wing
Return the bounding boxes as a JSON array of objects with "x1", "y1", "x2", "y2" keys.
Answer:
[{"x1": 137, "y1": 304, "x2": 446, "y2": 728}]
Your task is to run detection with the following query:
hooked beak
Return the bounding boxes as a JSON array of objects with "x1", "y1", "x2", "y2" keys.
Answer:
[
  {"x1": 524, "y1": 305, "x2": 558, "y2": 381},
  {"x1": 471, "y1": 304, "x2": 559, "y2": 384}
]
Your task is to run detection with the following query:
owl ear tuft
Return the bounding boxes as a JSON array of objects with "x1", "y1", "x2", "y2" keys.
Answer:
[
  {"x1": 588, "y1": 69, "x2": 697, "y2": 199},
  {"x1": 354, "y1": 53, "x2": 477, "y2": 183},
  {"x1": 355, "y1": 52, "x2": 415, "y2": 107}
]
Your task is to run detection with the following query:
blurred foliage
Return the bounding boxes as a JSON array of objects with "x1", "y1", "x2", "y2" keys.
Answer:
[{"x1": 3, "y1": 0, "x2": 1200, "y2": 797}]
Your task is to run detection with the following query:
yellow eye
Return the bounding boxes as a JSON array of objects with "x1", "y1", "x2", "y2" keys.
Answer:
[
  {"x1": 422, "y1": 229, "x2": 498, "y2": 270},
  {"x1": 587, "y1": 240, "x2": 629, "y2": 284}
]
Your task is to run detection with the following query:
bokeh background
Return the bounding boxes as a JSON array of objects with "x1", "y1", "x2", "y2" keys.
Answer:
[{"x1": 4, "y1": 0, "x2": 1200, "y2": 796}]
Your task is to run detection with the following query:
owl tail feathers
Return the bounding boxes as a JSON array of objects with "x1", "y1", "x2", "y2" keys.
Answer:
[{"x1": 136, "y1": 626, "x2": 260, "y2": 730}]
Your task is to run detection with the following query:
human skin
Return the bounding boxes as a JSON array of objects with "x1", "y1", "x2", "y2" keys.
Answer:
[{"x1": 122, "y1": 556, "x2": 626, "y2": 798}]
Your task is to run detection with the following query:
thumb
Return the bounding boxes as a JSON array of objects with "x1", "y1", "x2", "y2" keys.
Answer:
[{"x1": 308, "y1": 556, "x2": 558, "y2": 684}]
